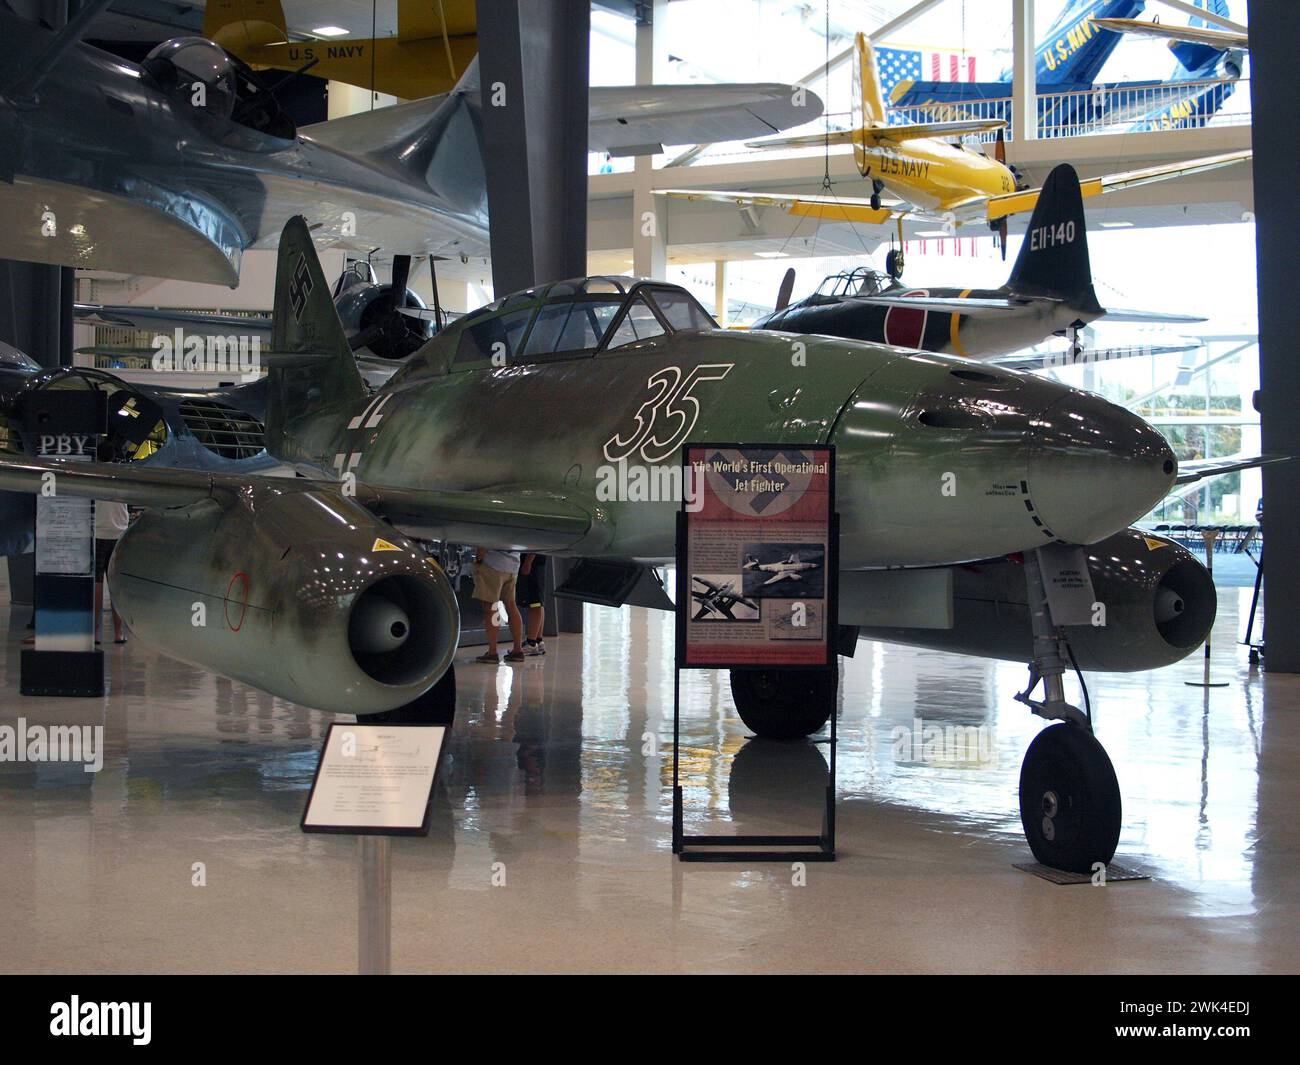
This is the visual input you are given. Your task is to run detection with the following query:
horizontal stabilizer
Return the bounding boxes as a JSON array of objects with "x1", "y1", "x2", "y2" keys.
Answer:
[
  {"x1": 1101, "y1": 307, "x2": 1207, "y2": 324},
  {"x1": 988, "y1": 343, "x2": 1198, "y2": 371}
]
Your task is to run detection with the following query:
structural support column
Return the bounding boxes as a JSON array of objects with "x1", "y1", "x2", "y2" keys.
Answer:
[
  {"x1": 477, "y1": 0, "x2": 590, "y2": 294},
  {"x1": 1248, "y1": 0, "x2": 1299, "y2": 672},
  {"x1": 1011, "y1": 0, "x2": 1036, "y2": 141},
  {"x1": 632, "y1": 0, "x2": 667, "y2": 279},
  {"x1": 713, "y1": 260, "x2": 728, "y2": 327}
]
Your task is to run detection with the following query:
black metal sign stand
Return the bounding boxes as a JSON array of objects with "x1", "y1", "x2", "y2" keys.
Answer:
[
  {"x1": 671, "y1": 444, "x2": 839, "y2": 863},
  {"x1": 671, "y1": 665, "x2": 837, "y2": 863}
]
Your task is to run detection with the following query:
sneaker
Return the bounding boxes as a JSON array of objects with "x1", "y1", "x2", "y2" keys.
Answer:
[
  {"x1": 504, "y1": 650, "x2": 526, "y2": 662},
  {"x1": 524, "y1": 639, "x2": 546, "y2": 656},
  {"x1": 475, "y1": 651, "x2": 500, "y2": 664}
]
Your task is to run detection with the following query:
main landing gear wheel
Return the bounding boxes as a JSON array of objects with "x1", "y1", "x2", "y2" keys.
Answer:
[
  {"x1": 1018, "y1": 721, "x2": 1121, "y2": 874},
  {"x1": 364, "y1": 665, "x2": 456, "y2": 725},
  {"x1": 729, "y1": 666, "x2": 836, "y2": 739},
  {"x1": 885, "y1": 247, "x2": 904, "y2": 280}
]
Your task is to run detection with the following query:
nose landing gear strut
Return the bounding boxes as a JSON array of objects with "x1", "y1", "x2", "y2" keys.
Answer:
[{"x1": 1014, "y1": 551, "x2": 1122, "y2": 873}]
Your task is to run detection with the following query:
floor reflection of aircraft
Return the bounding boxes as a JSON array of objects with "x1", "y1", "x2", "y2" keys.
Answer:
[
  {"x1": 744, "y1": 553, "x2": 820, "y2": 586},
  {"x1": 691, "y1": 576, "x2": 759, "y2": 621}
]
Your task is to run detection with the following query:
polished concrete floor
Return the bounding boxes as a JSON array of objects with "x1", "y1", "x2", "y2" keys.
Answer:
[{"x1": 0, "y1": 573, "x2": 1295, "y2": 974}]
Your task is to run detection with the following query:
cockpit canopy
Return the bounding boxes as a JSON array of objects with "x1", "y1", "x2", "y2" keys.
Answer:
[
  {"x1": 142, "y1": 36, "x2": 296, "y2": 142},
  {"x1": 815, "y1": 267, "x2": 895, "y2": 299},
  {"x1": 440, "y1": 277, "x2": 717, "y2": 370},
  {"x1": 143, "y1": 37, "x2": 238, "y2": 122}
]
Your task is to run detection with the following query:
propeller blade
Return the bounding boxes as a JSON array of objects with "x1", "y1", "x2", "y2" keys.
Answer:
[
  {"x1": 349, "y1": 324, "x2": 385, "y2": 352},
  {"x1": 994, "y1": 126, "x2": 1006, "y2": 165},
  {"x1": 389, "y1": 255, "x2": 412, "y2": 306},
  {"x1": 999, "y1": 218, "x2": 1008, "y2": 261},
  {"x1": 776, "y1": 267, "x2": 795, "y2": 311}
]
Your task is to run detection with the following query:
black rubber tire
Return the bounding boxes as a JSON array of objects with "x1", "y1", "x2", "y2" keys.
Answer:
[
  {"x1": 362, "y1": 665, "x2": 456, "y2": 725},
  {"x1": 1018, "y1": 721, "x2": 1121, "y2": 874},
  {"x1": 885, "y1": 248, "x2": 904, "y2": 280},
  {"x1": 729, "y1": 666, "x2": 837, "y2": 739}
]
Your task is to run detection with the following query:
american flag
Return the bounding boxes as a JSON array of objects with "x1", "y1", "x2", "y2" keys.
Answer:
[{"x1": 877, "y1": 46, "x2": 978, "y2": 100}]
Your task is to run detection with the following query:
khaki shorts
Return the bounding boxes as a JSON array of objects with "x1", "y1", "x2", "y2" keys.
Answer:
[{"x1": 473, "y1": 562, "x2": 516, "y2": 604}]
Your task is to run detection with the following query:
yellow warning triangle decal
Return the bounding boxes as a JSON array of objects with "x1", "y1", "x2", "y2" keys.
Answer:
[
  {"x1": 1143, "y1": 537, "x2": 1167, "y2": 551},
  {"x1": 372, "y1": 538, "x2": 400, "y2": 552}
]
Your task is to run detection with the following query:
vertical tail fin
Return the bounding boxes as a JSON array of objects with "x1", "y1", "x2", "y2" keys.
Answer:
[
  {"x1": 264, "y1": 218, "x2": 367, "y2": 458},
  {"x1": 853, "y1": 32, "x2": 887, "y2": 125},
  {"x1": 1005, "y1": 164, "x2": 1096, "y2": 305},
  {"x1": 203, "y1": 0, "x2": 288, "y2": 50},
  {"x1": 852, "y1": 33, "x2": 887, "y2": 175}
]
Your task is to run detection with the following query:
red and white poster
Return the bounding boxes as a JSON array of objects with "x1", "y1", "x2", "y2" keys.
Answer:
[{"x1": 678, "y1": 444, "x2": 836, "y2": 669}]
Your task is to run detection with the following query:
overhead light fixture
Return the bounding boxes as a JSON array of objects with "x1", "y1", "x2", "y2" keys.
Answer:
[
  {"x1": 312, "y1": 26, "x2": 349, "y2": 38},
  {"x1": 1099, "y1": 221, "x2": 1133, "y2": 228},
  {"x1": 755, "y1": 251, "x2": 789, "y2": 258},
  {"x1": 915, "y1": 229, "x2": 950, "y2": 237}
]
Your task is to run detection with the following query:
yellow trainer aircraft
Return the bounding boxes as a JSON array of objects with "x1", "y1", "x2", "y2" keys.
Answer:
[
  {"x1": 204, "y1": 0, "x2": 477, "y2": 100},
  {"x1": 661, "y1": 32, "x2": 1251, "y2": 256}
]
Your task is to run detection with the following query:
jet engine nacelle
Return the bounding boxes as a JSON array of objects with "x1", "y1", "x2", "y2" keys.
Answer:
[
  {"x1": 108, "y1": 485, "x2": 459, "y2": 714},
  {"x1": 857, "y1": 528, "x2": 1216, "y2": 672}
]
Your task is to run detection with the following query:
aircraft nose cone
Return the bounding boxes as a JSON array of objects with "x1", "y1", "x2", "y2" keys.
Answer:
[{"x1": 1026, "y1": 391, "x2": 1176, "y2": 544}]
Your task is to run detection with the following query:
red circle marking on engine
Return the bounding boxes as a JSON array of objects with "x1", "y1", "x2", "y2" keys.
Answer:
[
  {"x1": 225, "y1": 571, "x2": 250, "y2": 633},
  {"x1": 884, "y1": 289, "x2": 929, "y2": 348}
]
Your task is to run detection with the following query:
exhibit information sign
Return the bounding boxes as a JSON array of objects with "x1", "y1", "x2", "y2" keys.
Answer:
[
  {"x1": 302, "y1": 723, "x2": 447, "y2": 836},
  {"x1": 678, "y1": 443, "x2": 836, "y2": 669}
]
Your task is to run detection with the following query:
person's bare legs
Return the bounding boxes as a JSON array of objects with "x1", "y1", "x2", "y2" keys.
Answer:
[
  {"x1": 111, "y1": 605, "x2": 125, "y2": 642},
  {"x1": 505, "y1": 598, "x2": 525, "y2": 655},
  {"x1": 527, "y1": 605, "x2": 544, "y2": 642},
  {"x1": 481, "y1": 601, "x2": 500, "y2": 656},
  {"x1": 94, "y1": 580, "x2": 105, "y2": 643}
]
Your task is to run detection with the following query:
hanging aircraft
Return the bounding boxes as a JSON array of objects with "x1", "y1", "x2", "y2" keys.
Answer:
[
  {"x1": 0, "y1": 213, "x2": 1274, "y2": 873},
  {"x1": 660, "y1": 32, "x2": 1251, "y2": 256},
  {"x1": 204, "y1": 0, "x2": 479, "y2": 101},
  {"x1": 0, "y1": 4, "x2": 821, "y2": 286},
  {"x1": 754, "y1": 163, "x2": 1202, "y2": 368},
  {"x1": 892, "y1": 0, "x2": 1244, "y2": 135}
]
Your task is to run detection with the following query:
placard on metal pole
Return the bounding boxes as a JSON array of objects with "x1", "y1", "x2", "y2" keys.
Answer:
[{"x1": 673, "y1": 443, "x2": 838, "y2": 862}]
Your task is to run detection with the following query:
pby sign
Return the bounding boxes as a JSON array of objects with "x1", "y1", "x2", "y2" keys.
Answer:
[{"x1": 37, "y1": 434, "x2": 96, "y2": 457}]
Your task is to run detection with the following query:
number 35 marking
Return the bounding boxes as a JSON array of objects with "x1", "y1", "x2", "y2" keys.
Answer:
[{"x1": 603, "y1": 363, "x2": 733, "y2": 464}]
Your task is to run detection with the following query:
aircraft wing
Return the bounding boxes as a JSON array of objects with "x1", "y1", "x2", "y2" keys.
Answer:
[
  {"x1": 853, "y1": 295, "x2": 1059, "y2": 315},
  {"x1": 983, "y1": 150, "x2": 1253, "y2": 221},
  {"x1": 590, "y1": 84, "x2": 824, "y2": 156},
  {"x1": 657, "y1": 188, "x2": 900, "y2": 225},
  {"x1": 0, "y1": 458, "x2": 607, "y2": 552},
  {"x1": 743, "y1": 118, "x2": 1003, "y2": 152},
  {"x1": 1092, "y1": 17, "x2": 1248, "y2": 50},
  {"x1": 75, "y1": 304, "x2": 272, "y2": 338},
  {"x1": 1174, "y1": 454, "x2": 1290, "y2": 487}
]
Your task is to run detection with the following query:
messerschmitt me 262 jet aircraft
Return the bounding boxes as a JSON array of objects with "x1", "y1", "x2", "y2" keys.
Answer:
[
  {"x1": 744, "y1": 552, "x2": 820, "y2": 586},
  {"x1": 0, "y1": 214, "x2": 1247, "y2": 874}
]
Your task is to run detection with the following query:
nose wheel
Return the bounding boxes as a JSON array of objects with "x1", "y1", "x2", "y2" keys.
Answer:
[
  {"x1": 1019, "y1": 721, "x2": 1121, "y2": 873},
  {"x1": 730, "y1": 666, "x2": 836, "y2": 739}
]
